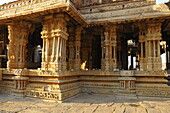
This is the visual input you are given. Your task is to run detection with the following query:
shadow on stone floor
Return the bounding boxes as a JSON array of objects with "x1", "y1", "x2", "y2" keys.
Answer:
[
  {"x1": 64, "y1": 93, "x2": 170, "y2": 104},
  {"x1": 1, "y1": 93, "x2": 170, "y2": 105}
]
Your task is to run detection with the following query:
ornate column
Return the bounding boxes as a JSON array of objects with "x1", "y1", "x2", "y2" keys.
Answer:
[
  {"x1": 18, "y1": 22, "x2": 32, "y2": 69},
  {"x1": 41, "y1": 14, "x2": 69, "y2": 71},
  {"x1": 110, "y1": 25, "x2": 117, "y2": 70},
  {"x1": 101, "y1": 33, "x2": 105, "y2": 70},
  {"x1": 101, "y1": 25, "x2": 110, "y2": 71},
  {"x1": 7, "y1": 22, "x2": 31, "y2": 69},
  {"x1": 68, "y1": 27, "x2": 75, "y2": 70},
  {"x1": 117, "y1": 34, "x2": 122, "y2": 70},
  {"x1": 41, "y1": 17, "x2": 51, "y2": 70},
  {"x1": 146, "y1": 21, "x2": 162, "y2": 71},
  {"x1": 138, "y1": 22, "x2": 146, "y2": 70},
  {"x1": 74, "y1": 26, "x2": 83, "y2": 70},
  {"x1": 101, "y1": 24, "x2": 117, "y2": 71}
]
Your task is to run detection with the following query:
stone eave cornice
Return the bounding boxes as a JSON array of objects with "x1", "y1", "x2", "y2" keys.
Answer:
[
  {"x1": 80, "y1": 3, "x2": 170, "y2": 25},
  {"x1": 0, "y1": 0, "x2": 87, "y2": 25},
  {"x1": 66, "y1": 1, "x2": 87, "y2": 26},
  {"x1": 0, "y1": 0, "x2": 68, "y2": 21},
  {"x1": 87, "y1": 11, "x2": 170, "y2": 26},
  {"x1": 79, "y1": 1, "x2": 156, "y2": 14},
  {"x1": 79, "y1": 1, "x2": 155, "y2": 10}
]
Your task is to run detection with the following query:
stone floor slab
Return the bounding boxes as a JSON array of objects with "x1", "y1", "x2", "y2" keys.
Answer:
[{"x1": 0, "y1": 94, "x2": 170, "y2": 113}]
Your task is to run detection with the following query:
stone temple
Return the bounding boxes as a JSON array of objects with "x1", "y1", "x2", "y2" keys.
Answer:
[{"x1": 0, "y1": 0, "x2": 170, "y2": 102}]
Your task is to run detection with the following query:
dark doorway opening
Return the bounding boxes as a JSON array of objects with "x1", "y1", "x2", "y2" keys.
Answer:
[
  {"x1": 81, "y1": 27, "x2": 102, "y2": 70},
  {"x1": 26, "y1": 24, "x2": 42, "y2": 69},
  {"x1": 118, "y1": 24, "x2": 139, "y2": 70},
  {"x1": 0, "y1": 25, "x2": 8, "y2": 68},
  {"x1": 92, "y1": 35, "x2": 102, "y2": 69},
  {"x1": 121, "y1": 36, "x2": 139, "y2": 70}
]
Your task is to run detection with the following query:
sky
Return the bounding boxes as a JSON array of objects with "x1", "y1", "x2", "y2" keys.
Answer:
[
  {"x1": 157, "y1": 0, "x2": 169, "y2": 4},
  {"x1": 0, "y1": 0, "x2": 169, "y2": 5}
]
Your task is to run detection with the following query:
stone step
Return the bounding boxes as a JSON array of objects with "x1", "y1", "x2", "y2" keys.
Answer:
[{"x1": 165, "y1": 74, "x2": 170, "y2": 86}]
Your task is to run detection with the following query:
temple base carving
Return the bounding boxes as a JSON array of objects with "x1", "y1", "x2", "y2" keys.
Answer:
[{"x1": 0, "y1": 69, "x2": 169, "y2": 102}]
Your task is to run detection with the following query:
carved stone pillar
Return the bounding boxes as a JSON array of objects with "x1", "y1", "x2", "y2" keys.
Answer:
[
  {"x1": 145, "y1": 21, "x2": 162, "y2": 71},
  {"x1": 101, "y1": 34, "x2": 105, "y2": 70},
  {"x1": 101, "y1": 25, "x2": 110, "y2": 71},
  {"x1": 7, "y1": 22, "x2": 31, "y2": 69},
  {"x1": 74, "y1": 26, "x2": 83, "y2": 71},
  {"x1": 41, "y1": 14, "x2": 69, "y2": 71},
  {"x1": 110, "y1": 25, "x2": 117, "y2": 70},
  {"x1": 101, "y1": 25, "x2": 117, "y2": 71},
  {"x1": 41, "y1": 19, "x2": 49, "y2": 70},
  {"x1": 117, "y1": 34, "x2": 122, "y2": 70},
  {"x1": 68, "y1": 27, "x2": 75, "y2": 70},
  {"x1": 139, "y1": 22, "x2": 146, "y2": 70}
]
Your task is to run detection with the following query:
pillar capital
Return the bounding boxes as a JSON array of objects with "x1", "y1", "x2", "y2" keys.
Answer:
[
  {"x1": 103, "y1": 24, "x2": 110, "y2": 33},
  {"x1": 138, "y1": 22, "x2": 146, "y2": 43},
  {"x1": 75, "y1": 26, "x2": 83, "y2": 41},
  {"x1": 146, "y1": 21, "x2": 162, "y2": 41}
]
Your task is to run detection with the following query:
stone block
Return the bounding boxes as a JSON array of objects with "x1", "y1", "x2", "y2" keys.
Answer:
[{"x1": 120, "y1": 71, "x2": 134, "y2": 76}]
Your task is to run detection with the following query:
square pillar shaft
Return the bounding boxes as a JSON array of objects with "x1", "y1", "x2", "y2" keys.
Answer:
[
  {"x1": 7, "y1": 22, "x2": 31, "y2": 69},
  {"x1": 41, "y1": 14, "x2": 69, "y2": 71}
]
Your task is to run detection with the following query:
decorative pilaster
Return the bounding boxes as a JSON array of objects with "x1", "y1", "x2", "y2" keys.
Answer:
[
  {"x1": 74, "y1": 26, "x2": 83, "y2": 71},
  {"x1": 101, "y1": 25, "x2": 110, "y2": 71},
  {"x1": 13, "y1": 76, "x2": 29, "y2": 90},
  {"x1": 145, "y1": 21, "x2": 162, "y2": 71},
  {"x1": 68, "y1": 27, "x2": 75, "y2": 70},
  {"x1": 101, "y1": 24, "x2": 117, "y2": 71},
  {"x1": 138, "y1": 22, "x2": 146, "y2": 70},
  {"x1": 41, "y1": 17, "x2": 50, "y2": 70},
  {"x1": 41, "y1": 14, "x2": 69, "y2": 71},
  {"x1": 7, "y1": 22, "x2": 32, "y2": 69},
  {"x1": 117, "y1": 34, "x2": 122, "y2": 70},
  {"x1": 110, "y1": 25, "x2": 117, "y2": 70}
]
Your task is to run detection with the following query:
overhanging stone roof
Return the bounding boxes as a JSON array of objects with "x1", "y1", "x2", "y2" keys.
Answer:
[
  {"x1": 0, "y1": 0, "x2": 170, "y2": 25},
  {"x1": 0, "y1": 0, "x2": 86, "y2": 25},
  {"x1": 79, "y1": 2, "x2": 170, "y2": 24}
]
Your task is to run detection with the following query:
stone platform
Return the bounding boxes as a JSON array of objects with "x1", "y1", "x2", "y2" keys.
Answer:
[{"x1": 0, "y1": 93, "x2": 170, "y2": 113}]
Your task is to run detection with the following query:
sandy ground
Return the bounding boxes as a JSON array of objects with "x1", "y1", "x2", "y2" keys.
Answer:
[{"x1": 0, "y1": 93, "x2": 170, "y2": 113}]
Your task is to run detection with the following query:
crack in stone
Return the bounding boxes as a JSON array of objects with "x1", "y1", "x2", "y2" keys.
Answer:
[
  {"x1": 92, "y1": 105, "x2": 100, "y2": 113},
  {"x1": 123, "y1": 107, "x2": 127, "y2": 113},
  {"x1": 107, "y1": 102, "x2": 114, "y2": 107},
  {"x1": 145, "y1": 108, "x2": 148, "y2": 113}
]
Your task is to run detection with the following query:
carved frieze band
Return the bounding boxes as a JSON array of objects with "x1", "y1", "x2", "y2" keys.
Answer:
[{"x1": 25, "y1": 91, "x2": 59, "y2": 100}]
